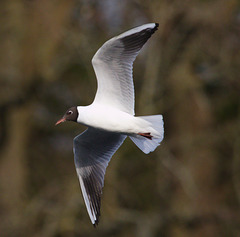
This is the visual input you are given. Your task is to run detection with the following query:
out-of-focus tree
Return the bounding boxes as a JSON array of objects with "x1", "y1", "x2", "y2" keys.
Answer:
[{"x1": 0, "y1": 0, "x2": 239, "y2": 236}]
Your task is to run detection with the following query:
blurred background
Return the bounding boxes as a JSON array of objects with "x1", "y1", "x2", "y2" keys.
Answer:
[{"x1": 0, "y1": 0, "x2": 240, "y2": 236}]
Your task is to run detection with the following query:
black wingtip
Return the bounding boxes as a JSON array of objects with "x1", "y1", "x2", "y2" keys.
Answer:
[
  {"x1": 150, "y1": 23, "x2": 159, "y2": 34},
  {"x1": 93, "y1": 217, "x2": 100, "y2": 228}
]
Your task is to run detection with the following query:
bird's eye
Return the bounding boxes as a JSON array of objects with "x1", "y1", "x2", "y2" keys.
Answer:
[{"x1": 67, "y1": 110, "x2": 73, "y2": 115}]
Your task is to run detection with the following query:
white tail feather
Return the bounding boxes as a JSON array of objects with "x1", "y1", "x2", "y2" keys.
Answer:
[{"x1": 130, "y1": 115, "x2": 164, "y2": 154}]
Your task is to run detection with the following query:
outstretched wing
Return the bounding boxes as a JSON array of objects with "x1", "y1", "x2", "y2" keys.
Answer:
[
  {"x1": 73, "y1": 127, "x2": 126, "y2": 226},
  {"x1": 92, "y1": 23, "x2": 159, "y2": 115}
]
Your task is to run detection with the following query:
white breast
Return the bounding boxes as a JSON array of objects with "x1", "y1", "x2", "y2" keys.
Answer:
[{"x1": 77, "y1": 104, "x2": 138, "y2": 134}]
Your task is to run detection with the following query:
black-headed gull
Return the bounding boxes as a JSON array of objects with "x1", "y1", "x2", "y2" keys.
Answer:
[{"x1": 56, "y1": 23, "x2": 164, "y2": 226}]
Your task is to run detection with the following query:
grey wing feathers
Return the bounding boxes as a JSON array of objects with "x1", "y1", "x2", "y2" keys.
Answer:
[
  {"x1": 120, "y1": 23, "x2": 159, "y2": 54},
  {"x1": 92, "y1": 23, "x2": 159, "y2": 115},
  {"x1": 73, "y1": 128, "x2": 126, "y2": 226}
]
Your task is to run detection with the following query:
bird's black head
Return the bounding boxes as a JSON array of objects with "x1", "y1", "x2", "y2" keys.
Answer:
[{"x1": 55, "y1": 106, "x2": 78, "y2": 125}]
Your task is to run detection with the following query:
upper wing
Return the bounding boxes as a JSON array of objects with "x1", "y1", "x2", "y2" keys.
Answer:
[
  {"x1": 73, "y1": 127, "x2": 126, "y2": 226},
  {"x1": 92, "y1": 23, "x2": 159, "y2": 115}
]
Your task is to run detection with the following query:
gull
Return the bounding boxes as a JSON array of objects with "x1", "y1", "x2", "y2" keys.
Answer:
[{"x1": 56, "y1": 23, "x2": 164, "y2": 226}]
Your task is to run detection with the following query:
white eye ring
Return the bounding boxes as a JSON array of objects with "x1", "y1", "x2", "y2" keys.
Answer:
[{"x1": 67, "y1": 110, "x2": 73, "y2": 115}]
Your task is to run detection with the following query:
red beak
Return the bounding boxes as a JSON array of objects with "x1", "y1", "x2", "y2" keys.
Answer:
[{"x1": 55, "y1": 117, "x2": 66, "y2": 126}]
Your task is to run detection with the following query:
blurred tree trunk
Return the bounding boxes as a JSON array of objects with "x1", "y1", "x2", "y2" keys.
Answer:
[
  {"x1": 166, "y1": 62, "x2": 218, "y2": 236},
  {"x1": 0, "y1": 104, "x2": 31, "y2": 216}
]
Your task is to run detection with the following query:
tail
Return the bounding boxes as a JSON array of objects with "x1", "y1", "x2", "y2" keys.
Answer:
[{"x1": 129, "y1": 115, "x2": 164, "y2": 154}]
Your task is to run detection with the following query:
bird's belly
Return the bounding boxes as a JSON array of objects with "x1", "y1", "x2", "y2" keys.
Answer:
[
  {"x1": 78, "y1": 106, "x2": 138, "y2": 134},
  {"x1": 91, "y1": 113, "x2": 136, "y2": 134}
]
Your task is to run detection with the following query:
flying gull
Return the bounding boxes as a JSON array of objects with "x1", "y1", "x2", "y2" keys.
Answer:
[{"x1": 56, "y1": 23, "x2": 164, "y2": 226}]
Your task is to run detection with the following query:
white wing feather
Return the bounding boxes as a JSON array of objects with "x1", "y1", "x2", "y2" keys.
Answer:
[{"x1": 92, "y1": 23, "x2": 159, "y2": 115}]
